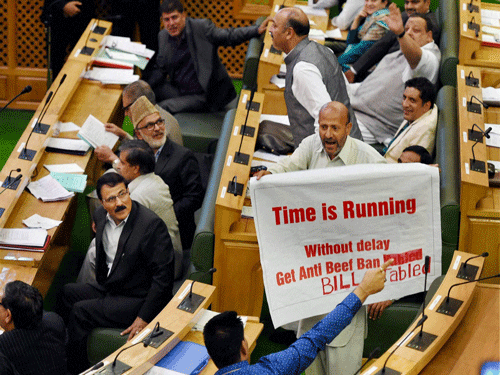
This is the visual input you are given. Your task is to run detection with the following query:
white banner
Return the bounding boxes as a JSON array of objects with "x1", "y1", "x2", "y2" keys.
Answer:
[{"x1": 250, "y1": 163, "x2": 442, "y2": 327}]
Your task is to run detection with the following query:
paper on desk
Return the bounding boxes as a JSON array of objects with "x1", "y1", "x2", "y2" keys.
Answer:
[
  {"x1": 83, "y1": 67, "x2": 139, "y2": 85},
  {"x1": 260, "y1": 114, "x2": 290, "y2": 125},
  {"x1": 482, "y1": 26, "x2": 500, "y2": 39},
  {"x1": 482, "y1": 9, "x2": 500, "y2": 20},
  {"x1": 46, "y1": 138, "x2": 91, "y2": 153},
  {"x1": 485, "y1": 124, "x2": 500, "y2": 148},
  {"x1": 44, "y1": 163, "x2": 84, "y2": 173},
  {"x1": 78, "y1": 114, "x2": 119, "y2": 149},
  {"x1": 50, "y1": 172, "x2": 87, "y2": 193},
  {"x1": 482, "y1": 17, "x2": 500, "y2": 27},
  {"x1": 309, "y1": 28, "x2": 327, "y2": 39},
  {"x1": 106, "y1": 49, "x2": 140, "y2": 62},
  {"x1": 27, "y1": 175, "x2": 74, "y2": 202},
  {"x1": 488, "y1": 160, "x2": 500, "y2": 172},
  {"x1": 56, "y1": 121, "x2": 81, "y2": 132},
  {"x1": 482, "y1": 87, "x2": 500, "y2": 106},
  {"x1": 326, "y1": 28, "x2": 343, "y2": 39},
  {"x1": 270, "y1": 75, "x2": 286, "y2": 88},
  {"x1": 101, "y1": 35, "x2": 155, "y2": 59},
  {"x1": 0, "y1": 228, "x2": 48, "y2": 247},
  {"x1": 23, "y1": 214, "x2": 62, "y2": 230}
]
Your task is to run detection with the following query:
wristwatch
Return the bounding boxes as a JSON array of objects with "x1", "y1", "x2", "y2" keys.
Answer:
[{"x1": 112, "y1": 158, "x2": 120, "y2": 170}]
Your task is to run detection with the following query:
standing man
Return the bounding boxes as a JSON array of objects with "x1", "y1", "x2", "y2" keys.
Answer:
[
  {"x1": 255, "y1": 101, "x2": 385, "y2": 375},
  {"x1": 384, "y1": 77, "x2": 437, "y2": 163},
  {"x1": 148, "y1": 0, "x2": 269, "y2": 113},
  {"x1": 349, "y1": 7, "x2": 440, "y2": 145},
  {"x1": 59, "y1": 172, "x2": 174, "y2": 372},
  {"x1": 0, "y1": 281, "x2": 67, "y2": 375},
  {"x1": 268, "y1": 7, "x2": 361, "y2": 148},
  {"x1": 345, "y1": 0, "x2": 439, "y2": 83}
]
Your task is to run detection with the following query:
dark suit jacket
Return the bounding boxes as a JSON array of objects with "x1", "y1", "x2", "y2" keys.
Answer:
[
  {"x1": 94, "y1": 201, "x2": 174, "y2": 323},
  {"x1": 155, "y1": 138, "x2": 204, "y2": 249},
  {"x1": 149, "y1": 18, "x2": 260, "y2": 111},
  {"x1": 351, "y1": 11, "x2": 440, "y2": 81},
  {"x1": 0, "y1": 312, "x2": 67, "y2": 375}
]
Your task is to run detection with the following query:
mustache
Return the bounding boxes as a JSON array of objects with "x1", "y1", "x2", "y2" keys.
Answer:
[{"x1": 115, "y1": 205, "x2": 127, "y2": 213}]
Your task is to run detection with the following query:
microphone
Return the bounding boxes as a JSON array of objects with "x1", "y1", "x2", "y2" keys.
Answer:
[
  {"x1": 2, "y1": 168, "x2": 22, "y2": 190},
  {"x1": 234, "y1": 89, "x2": 257, "y2": 166},
  {"x1": 0, "y1": 85, "x2": 32, "y2": 115},
  {"x1": 469, "y1": 124, "x2": 492, "y2": 142},
  {"x1": 446, "y1": 273, "x2": 500, "y2": 303},
  {"x1": 463, "y1": 252, "x2": 489, "y2": 268},
  {"x1": 34, "y1": 73, "x2": 67, "y2": 134},
  {"x1": 178, "y1": 268, "x2": 217, "y2": 313},
  {"x1": 80, "y1": 361, "x2": 104, "y2": 375},
  {"x1": 111, "y1": 341, "x2": 142, "y2": 369},
  {"x1": 418, "y1": 256, "x2": 430, "y2": 338},
  {"x1": 81, "y1": 21, "x2": 98, "y2": 56},
  {"x1": 353, "y1": 347, "x2": 380, "y2": 374},
  {"x1": 470, "y1": 139, "x2": 487, "y2": 173},
  {"x1": 377, "y1": 316, "x2": 428, "y2": 374},
  {"x1": 468, "y1": 95, "x2": 489, "y2": 114},
  {"x1": 143, "y1": 322, "x2": 162, "y2": 347},
  {"x1": 0, "y1": 174, "x2": 23, "y2": 197}
]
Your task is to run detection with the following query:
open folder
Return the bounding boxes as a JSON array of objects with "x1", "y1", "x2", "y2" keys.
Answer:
[{"x1": 150, "y1": 341, "x2": 209, "y2": 375}]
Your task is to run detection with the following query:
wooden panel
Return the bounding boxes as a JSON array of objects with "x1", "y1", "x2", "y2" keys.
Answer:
[
  {"x1": 466, "y1": 218, "x2": 500, "y2": 282},
  {"x1": 0, "y1": 74, "x2": 6, "y2": 99}
]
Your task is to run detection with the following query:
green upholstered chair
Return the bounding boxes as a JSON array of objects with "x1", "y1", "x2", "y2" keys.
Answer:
[{"x1": 437, "y1": 0, "x2": 459, "y2": 87}]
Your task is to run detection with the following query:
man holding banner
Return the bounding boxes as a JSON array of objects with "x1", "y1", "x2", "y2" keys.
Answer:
[
  {"x1": 255, "y1": 101, "x2": 386, "y2": 375},
  {"x1": 204, "y1": 260, "x2": 393, "y2": 375}
]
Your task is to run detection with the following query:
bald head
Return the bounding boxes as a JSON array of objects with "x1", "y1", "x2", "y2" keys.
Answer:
[
  {"x1": 269, "y1": 7, "x2": 310, "y2": 53},
  {"x1": 318, "y1": 102, "x2": 352, "y2": 159}
]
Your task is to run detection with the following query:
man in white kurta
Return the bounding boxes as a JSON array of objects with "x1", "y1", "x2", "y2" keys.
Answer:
[{"x1": 255, "y1": 102, "x2": 385, "y2": 375}]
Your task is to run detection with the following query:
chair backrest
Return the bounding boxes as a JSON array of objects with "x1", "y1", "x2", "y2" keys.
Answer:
[
  {"x1": 438, "y1": 0, "x2": 459, "y2": 86},
  {"x1": 435, "y1": 85, "x2": 460, "y2": 274},
  {"x1": 188, "y1": 109, "x2": 236, "y2": 284},
  {"x1": 242, "y1": 16, "x2": 266, "y2": 91}
]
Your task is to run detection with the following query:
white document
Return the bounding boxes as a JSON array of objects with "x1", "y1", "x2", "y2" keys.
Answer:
[
  {"x1": 27, "y1": 175, "x2": 74, "y2": 202},
  {"x1": 47, "y1": 138, "x2": 91, "y2": 153},
  {"x1": 78, "y1": 114, "x2": 119, "y2": 149},
  {"x1": 83, "y1": 68, "x2": 139, "y2": 85},
  {"x1": 485, "y1": 124, "x2": 500, "y2": 148},
  {"x1": 482, "y1": 87, "x2": 500, "y2": 106},
  {"x1": 44, "y1": 163, "x2": 84, "y2": 173},
  {"x1": 270, "y1": 75, "x2": 286, "y2": 88},
  {"x1": 105, "y1": 49, "x2": 140, "y2": 62},
  {"x1": 56, "y1": 121, "x2": 81, "y2": 132},
  {"x1": 23, "y1": 214, "x2": 62, "y2": 230},
  {"x1": 295, "y1": 4, "x2": 328, "y2": 17},
  {"x1": 0, "y1": 228, "x2": 48, "y2": 247},
  {"x1": 482, "y1": 17, "x2": 500, "y2": 27},
  {"x1": 250, "y1": 163, "x2": 442, "y2": 327},
  {"x1": 326, "y1": 28, "x2": 343, "y2": 39},
  {"x1": 145, "y1": 367, "x2": 183, "y2": 375},
  {"x1": 260, "y1": 114, "x2": 290, "y2": 126},
  {"x1": 253, "y1": 150, "x2": 289, "y2": 163}
]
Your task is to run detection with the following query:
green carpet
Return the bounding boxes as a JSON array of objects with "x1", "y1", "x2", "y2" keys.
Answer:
[{"x1": 0, "y1": 109, "x2": 34, "y2": 169}]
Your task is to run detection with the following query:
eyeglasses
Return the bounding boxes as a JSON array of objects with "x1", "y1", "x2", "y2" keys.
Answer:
[
  {"x1": 123, "y1": 102, "x2": 133, "y2": 112},
  {"x1": 136, "y1": 118, "x2": 165, "y2": 132},
  {"x1": 102, "y1": 189, "x2": 129, "y2": 204}
]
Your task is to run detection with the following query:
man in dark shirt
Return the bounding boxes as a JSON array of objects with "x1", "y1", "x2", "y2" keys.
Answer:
[
  {"x1": 148, "y1": 0, "x2": 269, "y2": 113},
  {"x1": 0, "y1": 281, "x2": 67, "y2": 375},
  {"x1": 344, "y1": 0, "x2": 439, "y2": 83}
]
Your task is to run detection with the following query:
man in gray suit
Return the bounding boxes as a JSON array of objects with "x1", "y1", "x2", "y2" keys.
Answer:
[{"x1": 147, "y1": 0, "x2": 269, "y2": 113}]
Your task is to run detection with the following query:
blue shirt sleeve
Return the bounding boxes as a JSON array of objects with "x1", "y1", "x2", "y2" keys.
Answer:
[{"x1": 249, "y1": 293, "x2": 362, "y2": 375}]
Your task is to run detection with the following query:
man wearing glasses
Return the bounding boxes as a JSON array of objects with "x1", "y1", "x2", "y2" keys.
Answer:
[{"x1": 58, "y1": 172, "x2": 174, "y2": 373}]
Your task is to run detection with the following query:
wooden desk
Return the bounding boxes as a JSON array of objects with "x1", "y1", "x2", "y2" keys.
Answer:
[
  {"x1": 419, "y1": 283, "x2": 499, "y2": 374},
  {"x1": 361, "y1": 251, "x2": 487, "y2": 375},
  {"x1": 456, "y1": 64, "x2": 500, "y2": 281},
  {"x1": 459, "y1": 0, "x2": 500, "y2": 68},
  {"x1": 212, "y1": 91, "x2": 264, "y2": 317},
  {"x1": 0, "y1": 20, "x2": 124, "y2": 296},
  {"x1": 87, "y1": 281, "x2": 263, "y2": 375}
]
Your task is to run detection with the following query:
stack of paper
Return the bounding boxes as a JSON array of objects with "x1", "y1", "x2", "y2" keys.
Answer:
[
  {"x1": 83, "y1": 67, "x2": 139, "y2": 85},
  {"x1": 0, "y1": 228, "x2": 50, "y2": 252},
  {"x1": 50, "y1": 172, "x2": 87, "y2": 193},
  {"x1": 46, "y1": 138, "x2": 91, "y2": 156},
  {"x1": 78, "y1": 114, "x2": 119, "y2": 149},
  {"x1": 27, "y1": 175, "x2": 74, "y2": 202}
]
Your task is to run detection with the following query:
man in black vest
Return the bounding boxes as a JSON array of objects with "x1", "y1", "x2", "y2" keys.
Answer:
[{"x1": 268, "y1": 7, "x2": 361, "y2": 148}]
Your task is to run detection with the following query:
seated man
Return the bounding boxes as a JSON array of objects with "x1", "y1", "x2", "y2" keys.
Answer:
[
  {"x1": 148, "y1": 0, "x2": 269, "y2": 113},
  {"x1": 204, "y1": 260, "x2": 393, "y2": 375},
  {"x1": 349, "y1": 6, "x2": 440, "y2": 146},
  {"x1": 255, "y1": 101, "x2": 385, "y2": 375},
  {"x1": 398, "y1": 145, "x2": 433, "y2": 164},
  {"x1": 94, "y1": 79, "x2": 183, "y2": 166},
  {"x1": 58, "y1": 173, "x2": 174, "y2": 373},
  {"x1": 384, "y1": 77, "x2": 437, "y2": 163},
  {"x1": 0, "y1": 281, "x2": 67, "y2": 375},
  {"x1": 80, "y1": 139, "x2": 184, "y2": 282},
  {"x1": 129, "y1": 96, "x2": 204, "y2": 249}
]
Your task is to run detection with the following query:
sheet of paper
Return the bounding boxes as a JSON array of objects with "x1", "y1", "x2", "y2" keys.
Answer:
[
  {"x1": 27, "y1": 175, "x2": 74, "y2": 202},
  {"x1": 485, "y1": 123, "x2": 500, "y2": 148},
  {"x1": 482, "y1": 17, "x2": 500, "y2": 27},
  {"x1": 294, "y1": 4, "x2": 328, "y2": 17},
  {"x1": 482, "y1": 87, "x2": 500, "y2": 106},
  {"x1": 50, "y1": 172, "x2": 87, "y2": 193},
  {"x1": 0, "y1": 228, "x2": 48, "y2": 247},
  {"x1": 260, "y1": 114, "x2": 290, "y2": 125},
  {"x1": 44, "y1": 163, "x2": 84, "y2": 173},
  {"x1": 47, "y1": 138, "x2": 91, "y2": 153},
  {"x1": 78, "y1": 114, "x2": 119, "y2": 149},
  {"x1": 270, "y1": 75, "x2": 286, "y2": 88},
  {"x1": 23, "y1": 214, "x2": 62, "y2": 230},
  {"x1": 253, "y1": 149, "x2": 289, "y2": 162},
  {"x1": 326, "y1": 28, "x2": 343, "y2": 39},
  {"x1": 106, "y1": 49, "x2": 140, "y2": 62},
  {"x1": 83, "y1": 68, "x2": 139, "y2": 85},
  {"x1": 56, "y1": 121, "x2": 81, "y2": 132}
]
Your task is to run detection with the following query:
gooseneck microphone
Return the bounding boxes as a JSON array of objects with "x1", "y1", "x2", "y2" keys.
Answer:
[
  {"x1": 463, "y1": 252, "x2": 489, "y2": 268},
  {"x1": 34, "y1": 73, "x2": 67, "y2": 134},
  {"x1": 353, "y1": 347, "x2": 380, "y2": 374},
  {"x1": 446, "y1": 273, "x2": 500, "y2": 302},
  {"x1": 178, "y1": 268, "x2": 217, "y2": 313},
  {"x1": 418, "y1": 256, "x2": 431, "y2": 338},
  {"x1": 0, "y1": 85, "x2": 32, "y2": 115},
  {"x1": 189, "y1": 268, "x2": 217, "y2": 298}
]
